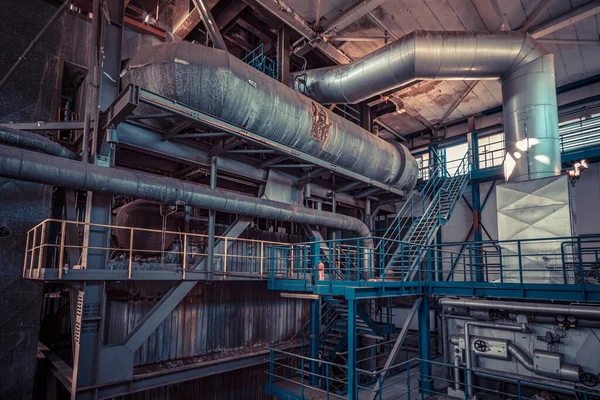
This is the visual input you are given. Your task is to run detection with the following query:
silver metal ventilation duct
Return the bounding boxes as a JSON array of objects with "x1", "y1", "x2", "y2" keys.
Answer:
[
  {"x1": 123, "y1": 42, "x2": 418, "y2": 192},
  {"x1": 0, "y1": 144, "x2": 372, "y2": 241},
  {"x1": 298, "y1": 31, "x2": 560, "y2": 182}
]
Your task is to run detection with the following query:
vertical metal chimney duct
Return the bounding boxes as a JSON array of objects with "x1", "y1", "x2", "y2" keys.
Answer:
[{"x1": 298, "y1": 31, "x2": 560, "y2": 182}]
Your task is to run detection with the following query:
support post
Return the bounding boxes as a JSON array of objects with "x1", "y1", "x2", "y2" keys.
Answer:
[
  {"x1": 207, "y1": 156, "x2": 217, "y2": 272},
  {"x1": 368, "y1": 297, "x2": 422, "y2": 400},
  {"x1": 309, "y1": 298, "x2": 320, "y2": 386},
  {"x1": 277, "y1": 25, "x2": 290, "y2": 86},
  {"x1": 347, "y1": 299, "x2": 357, "y2": 400},
  {"x1": 418, "y1": 296, "x2": 432, "y2": 395},
  {"x1": 70, "y1": 2, "x2": 125, "y2": 397},
  {"x1": 470, "y1": 130, "x2": 484, "y2": 281}
]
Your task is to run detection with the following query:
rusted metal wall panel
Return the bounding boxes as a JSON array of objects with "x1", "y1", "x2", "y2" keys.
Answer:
[{"x1": 105, "y1": 281, "x2": 308, "y2": 366}]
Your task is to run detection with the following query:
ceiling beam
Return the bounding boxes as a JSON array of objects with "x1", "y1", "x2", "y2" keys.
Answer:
[
  {"x1": 320, "y1": 0, "x2": 390, "y2": 37},
  {"x1": 530, "y1": 0, "x2": 600, "y2": 39},
  {"x1": 539, "y1": 38, "x2": 600, "y2": 45},
  {"x1": 249, "y1": 0, "x2": 352, "y2": 64},
  {"x1": 435, "y1": 82, "x2": 478, "y2": 128},
  {"x1": 174, "y1": 0, "x2": 218, "y2": 38},
  {"x1": 489, "y1": 0, "x2": 511, "y2": 30},
  {"x1": 237, "y1": 19, "x2": 275, "y2": 51},
  {"x1": 518, "y1": 0, "x2": 553, "y2": 31},
  {"x1": 215, "y1": 1, "x2": 247, "y2": 30}
]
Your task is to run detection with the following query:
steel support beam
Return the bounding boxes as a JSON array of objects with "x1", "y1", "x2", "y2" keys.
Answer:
[
  {"x1": 368, "y1": 297, "x2": 422, "y2": 400},
  {"x1": 418, "y1": 296, "x2": 432, "y2": 395},
  {"x1": 277, "y1": 24, "x2": 291, "y2": 86},
  {"x1": 531, "y1": 0, "x2": 600, "y2": 39},
  {"x1": 519, "y1": 0, "x2": 553, "y2": 31},
  {"x1": 207, "y1": 156, "x2": 217, "y2": 270},
  {"x1": 347, "y1": 299, "x2": 357, "y2": 400},
  {"x1": 309, "y1": 298, "x2": 320, "y2": 386},
  {"x1": 72, "y1": 2, "x2": 124, "y2": 399},
  {"x1": 251, "y1": 0, "x2": 351, "y2": 64},
  {"x1": 320, "y1": 0, "x2": 389, "y2": 37}
]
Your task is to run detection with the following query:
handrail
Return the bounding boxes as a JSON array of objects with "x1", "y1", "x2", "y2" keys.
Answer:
[{"x1": 24, "y1": 218, "x2": 289, "y2": 280}]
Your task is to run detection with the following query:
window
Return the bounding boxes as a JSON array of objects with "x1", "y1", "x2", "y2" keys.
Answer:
[
  {"x1": 443, "y1": 142, "x2": 469, "y2": 176},
  {"x1": 415, "y1": 152, "x2": 430, "y2": 180},
  {"x1": 478, "y1": 133, "x2": 505, "y2": 169}
]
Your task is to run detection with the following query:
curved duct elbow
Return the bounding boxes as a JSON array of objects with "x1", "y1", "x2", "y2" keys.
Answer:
[
  {"x1": 123, "y1": 42, "x2": 418, "y2": 192},
  {"x1": 507, "y1": 344, "x2": 581, "y2": 382},
  {"x1": 298, "y1": 30, "x2": 559, "y2": 183}
]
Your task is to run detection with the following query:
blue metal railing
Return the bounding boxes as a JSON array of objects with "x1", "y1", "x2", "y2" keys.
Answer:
[
  {"x1": 418, "y1": 113, "x2": 600, "y2": 181},
  {"x1": 242, "y1": 43, "x2": 276, "y2": 78},
  {"x1": 266, "y1": 351, "x2": 599, "y2": 400},
  {"x1": 267, "y1": 233, "x2": 600, "y2": 300}
]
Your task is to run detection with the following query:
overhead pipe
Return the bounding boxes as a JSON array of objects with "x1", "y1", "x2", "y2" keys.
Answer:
[
  {"x1": 298, "y1": 31, "x2": 560, "y2": 182},
  {"x1": 0, "y1": 145, "x2": 373, "y2": 243},
  {"x1": 191, "y1": 0, "x2": 228, "y2": 51},
  {"x1": 0, "y1": 126, "x2": 75, "y2": 159},
  {"x1": 123, "y1": 42, "x2": 418, "y2": 192},
  {"x1": 440, "y1": 298, "x2": 600, "y2": 319},
  {"x1": 116, "y1": 123, "x2": 369, "y2": 208}
]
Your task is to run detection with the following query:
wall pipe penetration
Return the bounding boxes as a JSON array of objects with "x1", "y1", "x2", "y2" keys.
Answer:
[
  {"x1": 0, "y1": 144, "x2": 373, "y2": 244},
  {"x1": 123, "y1": 42, "x2": 419, "y2": 192},
  {"x1": 298, "y1": 31, "x2": 560, "y2": 182}
]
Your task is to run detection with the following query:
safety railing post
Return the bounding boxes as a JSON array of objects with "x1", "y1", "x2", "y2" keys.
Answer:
[
  {"x1": 128, "y1": 228, "x2": 134, "y2": 279},
  {"x1": 518, "y1": 241, "x2": 524, "y2": 295},
  {"x1": 36, "y1": 222, "x2": 47, "y2": 279},
  {"x1": 578, "y1": 236, "x2": 585, "y2": 295},
  {"x1": 58, "y1": 221, "x2": 66, "y2": 280},
  {"x1": 260, "y1": 241, "x2": 264, "y2": 277},
  {"x1": 223, "y1": 237, "x2": 228, "y2": 279},
  {"x1": 29, "y1": 227, "x2": 38, "y2": 278},
  {"x1": 269, "y1": 350, "x2": 274, "y2": 389},
  {"x1": 23, "y1": 230, "x2": 31, "y2": 278},
  {"x1": 182, "y1": 234, "x2": 188, "y2": 280}
]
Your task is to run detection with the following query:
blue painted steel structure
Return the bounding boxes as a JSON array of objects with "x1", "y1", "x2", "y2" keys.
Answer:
[{"x1": 266, "y1": 120, "x2": 600, "y2": 398}]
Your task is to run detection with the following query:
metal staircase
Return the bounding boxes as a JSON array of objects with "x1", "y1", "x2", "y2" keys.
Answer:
[
  {"x1": 320, "y1": 296, "x2": 393, "y2": 362},
  {"x1": 379, "y1": 150, "x2": 471, "y2": 280}
]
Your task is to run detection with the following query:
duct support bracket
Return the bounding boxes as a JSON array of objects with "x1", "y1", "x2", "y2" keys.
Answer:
[{"x1": 113, "y1": 84, "x2": 406, "y2": 197}]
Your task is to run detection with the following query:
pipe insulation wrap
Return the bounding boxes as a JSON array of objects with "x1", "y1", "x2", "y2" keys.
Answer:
[
  {"x1": 0, "y1": 145, "x2": 372, "y2": 243},
  {"x1": 122, "y1": 42, "x2": 418, "y2": 192},
  {"x1": 298, "y1": 30, "x2": 559, "y2": 182},
  {"x1": 0, "y1": 126, "x2": 76, "y2": 159}
]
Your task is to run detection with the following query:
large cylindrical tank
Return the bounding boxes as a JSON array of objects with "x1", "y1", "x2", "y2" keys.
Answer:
[
  {"x1": 123, "y1": 42, "x2": 418, "y2": 192},
  {"x1": 113, "y1": 199, "x2": 178, "y2": 254}
]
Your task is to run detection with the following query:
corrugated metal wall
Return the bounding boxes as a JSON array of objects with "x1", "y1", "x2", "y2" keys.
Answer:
[
  {"x1": 114, "y1": 363, "x2": 270, "y2": 400},
  {"x1": 105, "y1": 281, "x2": 308, "y2": 366}
]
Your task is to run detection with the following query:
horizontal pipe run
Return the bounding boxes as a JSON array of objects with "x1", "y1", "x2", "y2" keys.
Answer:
[
  {"x1": 125, "y1": 42, "x2": 418, "y2": 192},
  {"x1": 0, "y1": 126, "x2": 76, "y2": 159},
  {"x1": 0, "y1": 145, "x2": 372, "y2": 242},
  {"x1": 440, "y1": 298, "x2": 600, "y2": 319}
]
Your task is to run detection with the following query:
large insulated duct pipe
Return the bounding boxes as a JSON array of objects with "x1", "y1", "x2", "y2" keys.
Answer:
[
  {"x1": 0, "y1": 145, "x2": 372, "y2": 241},
  {"x1": 440, "y1": 298, "x2": 600, "y2": 319},
  {"x1": 0, "y1": 126, "x2": 76, "y2": 159},
  {"x1": 123, "y1": 42, "x2": 418, "y2": 192},
  {"x1": 299, "y1": 31, "x2": 559, "y2": 182}
]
